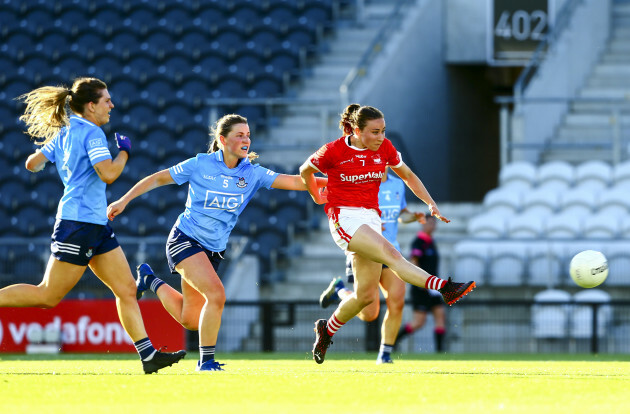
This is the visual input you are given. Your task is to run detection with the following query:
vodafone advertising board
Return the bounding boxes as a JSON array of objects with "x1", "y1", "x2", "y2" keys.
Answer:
[{"x1": 0, "y1": 300, "x2": 185, "y2": 352}]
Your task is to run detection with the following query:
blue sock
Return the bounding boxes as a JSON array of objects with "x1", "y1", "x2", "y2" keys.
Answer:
[
  {"x1": 134, "y1": 337, "x2": 157, "y2": 361},
  {"x1": 378, "y1": 343, "x2": 393, "y2": 359},
  {"x1": 144, "y1": 273, "x2": 165, "y2": 294},
  {"x1": 200, "y1": 345, "x2": 216, "y2": 364}
]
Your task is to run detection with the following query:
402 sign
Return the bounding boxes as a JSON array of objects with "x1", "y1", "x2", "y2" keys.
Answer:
[{"x1": 489, "y1": 0, "x2": 554, "y2": 65}]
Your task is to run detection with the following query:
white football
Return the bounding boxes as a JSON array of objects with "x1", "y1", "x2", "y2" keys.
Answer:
[{"x1": 570, "y1": 250, "x2": 608, "y2": 288}]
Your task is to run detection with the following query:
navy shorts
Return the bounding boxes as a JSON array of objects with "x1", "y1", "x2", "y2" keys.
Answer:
[
  {"x1": 410, "y1": 285, "x2": 445, "y2": 311},
  {"x1": 51, "y1": 219, "x2": 119, "y2": 266},
  {"x1": 166, "y1": 226, "x2": 225, "y2": 274},
  {"x1": 345, "y1": 255, "x2": 387, "y2": 284}
]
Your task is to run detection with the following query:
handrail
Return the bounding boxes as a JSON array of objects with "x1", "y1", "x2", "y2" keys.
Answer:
[
  {"x1": 339, "y1": 0, "x2": 414, "y2": 107},
  {"x1": 514, "y1": 0, "x2": 585, "y2": 101}
]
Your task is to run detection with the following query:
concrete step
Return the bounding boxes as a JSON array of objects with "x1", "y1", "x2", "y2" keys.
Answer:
[{"x1": 580, "y1": 87, "x2": 630, "y2": 99}]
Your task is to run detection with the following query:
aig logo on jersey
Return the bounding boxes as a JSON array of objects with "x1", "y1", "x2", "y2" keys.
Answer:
[{"x1": 204, "y1": 190, "x2": 244, "y2": 212}]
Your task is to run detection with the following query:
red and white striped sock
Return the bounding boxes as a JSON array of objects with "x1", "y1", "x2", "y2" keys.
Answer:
[
  {"x1": 327, "y1": 314, "x2": 345, "y2": 337},
  {"x1": 425, "y1": 275, "x2": 446, "y2": 290}
]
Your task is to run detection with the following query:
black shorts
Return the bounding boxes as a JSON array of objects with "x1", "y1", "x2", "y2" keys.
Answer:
[
  {"x1": 51, "y1": 219, "x2": 119, "y2": 266},
  {"x1": 166, "y1": 226, "x2": 225, "y2": 274},
  {"x1": 345, "y1": 254, "x2": 387, "y2": 284},
  {"x1": 410, "y1": 285, "x2": 445, "y2": 311}
]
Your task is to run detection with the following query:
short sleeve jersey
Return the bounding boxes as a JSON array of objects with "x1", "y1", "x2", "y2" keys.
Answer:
[
  {"x1": 40, "y1": 116, "x2": 112, "y2": 225},
  {"x1": 378, "y1": 173, "x2": 407, "y2": 251},
  {"x1": 411, "y1": 232, "x2": 438, "y2": 275},
  {"x1": 168, "y1": 151, "x2": 279, "y2": 251},
  {"x1": 308, "y1": 136, "x2": 402, "y2": 216}
]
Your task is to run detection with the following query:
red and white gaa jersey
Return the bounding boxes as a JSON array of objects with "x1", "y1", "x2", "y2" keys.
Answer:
[{"x1": 308, "y1": 135, "x2": 402, "y2": 216}]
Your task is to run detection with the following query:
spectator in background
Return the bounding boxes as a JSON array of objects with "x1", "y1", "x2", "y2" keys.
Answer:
[
  {"x1": 107, "y1": 113, "x2": 327, "y2": 372},
  {"x1": 0, "y1": 77, "x2": 186, "y2": 374},
  {"x1": 396, "y1": 214, "x2": 448, "y2": 352},
  {"x1": 300, "y1": 103, "x2": 476, "y2": 365},
  {"x1": 318, "y1": 167, "x2": 426, "y2": 364}
]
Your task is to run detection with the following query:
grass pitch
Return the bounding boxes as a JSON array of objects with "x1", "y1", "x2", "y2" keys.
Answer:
[{"x1": 1, "y1": 352, "x2": 629, "y2": 413}]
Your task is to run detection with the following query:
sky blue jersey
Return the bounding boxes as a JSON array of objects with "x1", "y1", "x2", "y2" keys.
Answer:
[
  {"x1": 168, "y1": 150, "x2": 279, "y2": 251},
  {"x1": 378, "y1": 173, "x2": 407, "y2": 251},
  {"x1": 40, "y1": 116, "x2": 112, "y2": 225}
]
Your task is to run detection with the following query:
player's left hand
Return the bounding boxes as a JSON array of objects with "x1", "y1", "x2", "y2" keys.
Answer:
[
  {"x1": 413, "y1": 212, "x2": 426, "y2": 224},
  {"x1": 429, "y1": 204, "x2": 450, "y2": 223},
  {"x1": 115, "y1": 132, "x2": 131, "y2": 155}
]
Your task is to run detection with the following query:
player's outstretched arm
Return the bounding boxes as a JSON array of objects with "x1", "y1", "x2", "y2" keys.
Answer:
[
  {"x1": 271, "y1": 174, "x2": 327, "y2": 191},
  {"x1": 299, "y1": 162, "x2": 327, "y2": 204},
  {"x1": 107, "y1": 169, "x2": 175, "y2": 220},
  {"x1": 25, "y1": 150, "x2": 48, "y2": 172},
  {"x1": 391, "y1": 163, "x2": 450, "y2": 223}
]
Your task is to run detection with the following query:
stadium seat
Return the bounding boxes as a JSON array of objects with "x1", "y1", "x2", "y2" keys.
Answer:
[
  {"x1": 12, "y1": 206, "x2": 52, "y2": 237},
  {"x1": 263, "y1": 5, "x2": 299, "y2": 35},
  {"x1": 4, "y1": 32, "x2": 36, "y2": 62},
  {"x1": 487, "y1": 242, "x2": 527, "y2": 286},
  {"x1": 574, "y1": 160, "x2": 611, "y2": 191},
  {"x1": 570, "y1": 289, "x2": 612, "y2": 339},
  {"x1": 157, "y1": 6, "x2": 192, "y2": 36},
  {"x1": 532, "y1": 289, "x2": 571, "y2": 339},
  {"x1": 196, "y1": 55, "x2": 231, "y2": 85},
  {"x1": 545, "y1": 213, "x2": 582, "y2": 239},
  {"x1": 0, "y1": 181, "x2": 29, "y2": 212},
  {"x1": 123, "y1": 7, "x2": 156, "y2": 36},
  {"x1": 602, "y1": 242, "x2": 630, "y2": 286},
  {"x1": 247, "y1": 28, "x2": 282, "y2": 59},
  {"x1": 143, "y1": 31, "x2": 177, "y2": 61},
  {"x1": 36, "y1": 32, "x2": 70, "y2": 62},
  {"x1": 211, "y1": 28, "x2": 247, "y2": 60},
  {"x1": 498, "y1": 161, "x2": 537, "y2": 191},
  {"x1": 228, "y1": 3, "x2": 264, "y2": 35},
  {"x1": 521, "y1": 188, "x2": 560, "y2": 216},
  {"x1": 106, "y1": 32, "x2": 142, "y2": 62},
  {"x1": 526, "y1": 242, "x2": 565, "y2": 287},
  {"x1": 537, "y1": 161, "x2": 574, "y2": 191},
  {"x1": 612, "y1": 160, "x2": 630, "y2": 190},
  {"x1": 452, "y1": 241, "x2": 489, "y2": 286},
  {"x1": 144, "y1": 79, "x2": 177, "y2": 109},
  {"x1": 466, "y1": 214, "x2": 505, "y2": 239},
  {"x1": 30, "y1": 179, "x2": 64, "y2": 211},
  {"x1": 582, "y1": 213, "x2": 618, "y2": 239},
  {"x1": 506, "y1": 214, "x2": 545, "y2": 239},
  {"x1": 19, "y1": 9, "x2": 55, "y2": 38},
  {"x1": 55, "y1": 8, "x2": 92, "y2": 37},
  {"x1": 178, "y1": 76, "x2": 211, "y2": 109},
  {"x1": 559, "y1": 187, "x2": 597, "y2": 217},
  {"x1": 249, "y1": 75, "x2": 284, "y2": 98},
  {"x1": 597, "y1": 187, "x2": 630, "y2": 217},
  {"x1": 192, "y1": 5, "x2": 228, "y2": 35},
  {"x1": 482, "y1": 188, "x2": 521, "y2": 217}
]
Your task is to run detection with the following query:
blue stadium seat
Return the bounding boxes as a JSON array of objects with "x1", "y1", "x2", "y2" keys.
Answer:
[
  {"x1": 178, "y1": 28, "x2": 213, "y2": 61},
  {"x1": 122, "y1": 103, "x2": 156, "y2": 134},
  {"x1": 157, "y1": 6, "x2": 192, "y2": 36},
  {"x1": 1, "y1": 78, "x2": 33, "y2": 103},
  {"x1": 160, "y1": 104, "x2": 195, "y2": 133},
  {"x1": 36, "y1": 32, "x2": 70, "y2": 62},
  {"x1": 211, "y1": 28, "x2": 247, "y2": 60},
  {"x1": 235, "y1": 105, "x2": 267, "y2": 133},
  {"x1": 192, "y1": 6, "x2": 227, "y2": 35},
  {"x1": 106, "y1": 32, "x2": 142, "y2": 61},
  {"x1": 19, "y1": 9, "x2": 55, "y2": 38},
  {"x1": 93, "y1": 8, "x2": 125, "y2": 36},
  {"x1": 70, "y1": 32, "x2": 106, "y2": 62},
  {"x1": 178, "y1": 77, "x2": 211, "y2": 109},
  {"x1": 247, "y1": 28, "x2": 282, "y2": 59},
  {"x1": 12, "y1": 206, "x2": 52, "y2": 237},
  {"x1": 89, "y1": 55, "x2": 124, "y2": 83},
  {"x1": 263, "y1": 5, "x2": 299, "y2": 35},
  {"x1": 249, "y1": 75, "x2": 283, "y2": 98},
  {"x1": 123, "y1": 55, "x2": 160, "y2": 84},
  {"x1": 196, "y1": 55, "x2": 231, "y2": 85},
  {"x1": 30, "y1": 180, "x2": 63, "y2": 211},
  {"x1": 160, "y1": 54, "x2": 193, "y2": 85},
  {"x1": 228, "y1": 3, "x2": 263, "y2": 35},
  {"x1": 4, "y1": 32, "x2": 36, "y2": 62},
  {"x1": 20, "y1": 55, "x2": 51, "y2": 85},
  {"x1": 211, "y1": 75, "x2": 249, "y2": 99},
  {"x1": 9, "y1": 250, "x2": 46, "y2": 285},
  {"x1": 55, "y1": 8, "x2": 92, "y2": 37},
  {"x1": 125, "y1": 205, "x2": 162, "y2": 236},
  {"x1": 123, "y1": 153, "x2": 159, "y2": 182},
  {"x1": 123, "y1": 7, "x2": 156, "y2": 36},
  {"x1": 298, "y1": 4, "x2": 333, "y2": 32},
  {"x1": 144, "y1": 79, "x2": 177, "y2": 109},
  {"x1": 143, "y1": 31, "x2": 176, "y2": 60},
  {"x1": 229, "y1": 52, "x2": 267, "y2": 84},
  {"x1": 282, "y1": 28, "x2": 316, "y2": 57}
]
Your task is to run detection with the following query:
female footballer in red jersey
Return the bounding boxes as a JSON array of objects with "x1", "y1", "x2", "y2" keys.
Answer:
[{"x1": 300, "y1": 104, "x2": 475, "y2": 364}]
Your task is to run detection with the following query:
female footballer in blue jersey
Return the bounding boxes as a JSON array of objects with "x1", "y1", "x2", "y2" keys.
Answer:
[
  {"x1": 107, "y1": 114, "x2": 327, "y2": 372},
  {"x1": 318, "y1": 167, "x2": 426, "y2": 363},
  {"x1": 0, "y1": 78, "x2": 186, "y2": 374}
]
